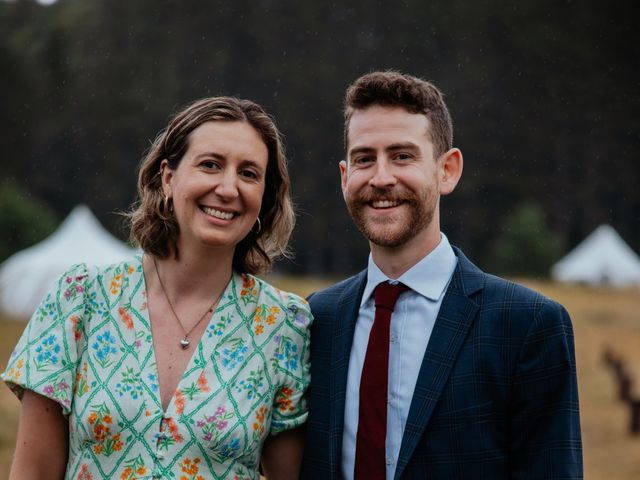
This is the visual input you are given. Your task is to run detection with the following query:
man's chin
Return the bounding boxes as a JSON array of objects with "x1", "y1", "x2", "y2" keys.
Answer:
[{"x1": 360, "y1": 225, "x2": 413, "y2": 249}]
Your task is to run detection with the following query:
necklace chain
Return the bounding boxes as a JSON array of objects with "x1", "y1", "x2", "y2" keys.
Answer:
[{"x1": 152, "y1": 256, "x2": 222, "y2": 350}]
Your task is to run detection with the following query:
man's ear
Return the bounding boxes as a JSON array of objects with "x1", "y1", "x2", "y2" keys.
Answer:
[
  {"x1": 439, "y1": 148, "x2": 463, "y2": 196},
  {"x1": 339, "y1": 160, "x2": 348, "y2": 200},
  {"x1": 159, "y1": 159, "x2": 173, "y2": 198}
]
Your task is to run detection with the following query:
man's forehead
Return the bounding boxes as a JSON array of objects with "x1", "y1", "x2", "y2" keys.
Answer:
[{"x1": 347, "y1": 106, "x2": 431, "y2": 150}]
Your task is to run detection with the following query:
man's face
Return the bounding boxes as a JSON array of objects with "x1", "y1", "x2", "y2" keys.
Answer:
[{"x1": 340, "y1": 105, "x2": 442, "y2": 249}]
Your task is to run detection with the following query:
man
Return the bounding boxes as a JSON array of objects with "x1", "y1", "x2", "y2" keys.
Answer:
[{"x1": 301, "y1": 71, "x2": 582, "y2": 479}]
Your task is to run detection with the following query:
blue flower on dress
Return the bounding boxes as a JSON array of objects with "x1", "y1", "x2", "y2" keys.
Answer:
[
  {"x1": 273, "y1": 336, "x2": 299, "y2": 371},
  {"x1": 219, "y1": 338, "x2": 249, "y2": 370},
  {"x1": 34, "y1": 334, "x2": 61, "y2": 371},
  {"x1": 91, "y1": 330, "x2": 118, "y2": 368},
  {"x1": 147, "y1": 373, "x2": 159, "y2": 393},
  {"x1": 218, "y1": 437, "x2": 240, "y2": 459}
]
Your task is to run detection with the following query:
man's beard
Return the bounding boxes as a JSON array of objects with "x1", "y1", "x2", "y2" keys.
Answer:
[{"x1": 345, "y1": 186, "x2": 437, "y2": 248}]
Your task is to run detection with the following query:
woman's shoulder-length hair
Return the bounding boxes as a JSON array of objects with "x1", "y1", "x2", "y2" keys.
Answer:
[{"x1": 127, "y1": 96, "x2": 295, "y2": 275}]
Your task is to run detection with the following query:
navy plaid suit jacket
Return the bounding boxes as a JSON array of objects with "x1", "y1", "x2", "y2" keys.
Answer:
[{"x1": 301, "y1": 247, "x2": 582, "y2": 479}]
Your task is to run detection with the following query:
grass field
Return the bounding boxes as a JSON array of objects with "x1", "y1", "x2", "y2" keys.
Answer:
[{"x1": 0, "y1": 277, "x2": 639, "y2": 479}]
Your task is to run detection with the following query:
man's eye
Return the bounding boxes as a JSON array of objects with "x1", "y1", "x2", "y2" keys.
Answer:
[
  {"x1": 395, "y1": 153, "x2": 412, "y2": 160},
  {"x1": 353, "y1": 156, "x2": 373, "y2": 165}
]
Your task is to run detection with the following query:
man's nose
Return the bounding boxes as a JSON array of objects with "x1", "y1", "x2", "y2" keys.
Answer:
[{"x1": 368, "y1": 159, "x2": 397, "y2": 188}]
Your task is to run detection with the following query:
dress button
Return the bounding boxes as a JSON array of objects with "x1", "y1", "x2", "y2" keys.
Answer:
[{"x1": 157, "y1": 450, "x2": 165, "y2": 460}]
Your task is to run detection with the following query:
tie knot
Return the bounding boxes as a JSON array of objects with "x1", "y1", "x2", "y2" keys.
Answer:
[{"x1": 374, "y1": 281, "x2": 409, "y2": 311}]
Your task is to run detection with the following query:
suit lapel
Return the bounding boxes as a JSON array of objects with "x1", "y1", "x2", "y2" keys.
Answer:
[
  {"x1": 395, "y1": 249, "x2": 484, "y2": 479},
  {"x1": 329, "y1": 270, "x2": 367, "y2": 474}
]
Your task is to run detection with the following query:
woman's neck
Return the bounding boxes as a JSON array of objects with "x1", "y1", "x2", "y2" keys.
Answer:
[{"x1": 146, "y1": 246, "x2": 234, "y2": 301}]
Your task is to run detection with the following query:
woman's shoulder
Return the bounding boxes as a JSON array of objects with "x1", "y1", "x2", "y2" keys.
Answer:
[
  {"x1": 241, "y1": 273, "x2": 306, "y2": 305},
  {"x1": 239, "y1": 273, "x2": 312, "y2": 325},
  {"x1": 56, "y1": 255, "x2": 141, "y2": 284}
]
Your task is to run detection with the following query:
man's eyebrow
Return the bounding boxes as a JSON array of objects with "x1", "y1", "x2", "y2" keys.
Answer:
[
  {"x1": 348, "y1": 146, "x2": 376, "y2": 158},
  {"x1": 386, "y1": 142, "x2": 420, "y2": 152},
  {"x1": 348, "y1": 143, "x2": 420, "y2": 158}
]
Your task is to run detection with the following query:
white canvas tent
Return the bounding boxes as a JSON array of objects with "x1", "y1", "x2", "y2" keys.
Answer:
[
  {"x1": 551, "y1": 224, "x2": 640, "y2": 287},
  {"x1": 0, "y1": 205, "x2": 137, "y2": 318}
]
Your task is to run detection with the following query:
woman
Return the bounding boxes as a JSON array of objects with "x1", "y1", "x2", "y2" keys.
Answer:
[{"x1": 2, "y1": 97, "x2": 312, "y2": 479}]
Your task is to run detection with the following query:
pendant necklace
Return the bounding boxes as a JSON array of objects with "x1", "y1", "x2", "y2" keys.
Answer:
[{"x1": 153, "y1": 257, "x2": 223, "y2": 350}]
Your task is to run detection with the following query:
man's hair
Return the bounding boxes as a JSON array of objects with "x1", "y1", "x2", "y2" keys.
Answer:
[
  {"x1": 127, "y1": 96, "x2": 294, "y2": 274},
  {"x1": 344, "y1": 71, "x2": 453, "y2": 158}
]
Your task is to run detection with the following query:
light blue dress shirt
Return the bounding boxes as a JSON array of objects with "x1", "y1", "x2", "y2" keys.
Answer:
[{"x1": 341, "y1": 233, "x2": 458, "y2": 479}]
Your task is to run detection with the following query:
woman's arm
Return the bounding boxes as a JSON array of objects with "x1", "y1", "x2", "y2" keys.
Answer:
[
  {"x1": 9, "y1": 390, "x2": 69, "y2": 480},
  {"x1": 261, "y1": 426, "x2": 305, "y2": 479}
]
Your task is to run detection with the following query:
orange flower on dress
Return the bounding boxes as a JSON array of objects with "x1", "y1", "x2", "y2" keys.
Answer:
[
  {"x1": 118, "y1": 307, "x2": 133, "y2": 330},
  {"x1": 175, "y1": 390, "x2": 186, "y2": 414},
  {"x1": 70, "y1": 315, "x2": 82, "y2": 341},
  {"x1": 276, "y1": 386, "x2": 295, "y2": 413},
  {"x1": 254, "y1": 324, "x2": 264, "y2": 335},
  {"x1": 179, "y1": 457, "x2": 204, "y2": 480},
  {"x1": 241, "y1": 276, "x2": 256, "y2": 295},
  {"x1": 110, "y1": 274, "x2": 123, "y2": 295},
  {"x1": 252, "y1": 406, "x2": 268, "y2": 437},
  {"x1": 197, "y1": 371, "x2": 210, "y2": 393},
  {"x1": 165, "y1": 417, "x2": 184, "y2": 443},
  {"x1": 77, "y1": 464, "x2": 93, "y2": 480}
]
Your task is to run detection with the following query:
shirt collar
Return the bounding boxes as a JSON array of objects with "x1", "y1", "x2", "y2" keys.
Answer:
[{"x1": 361, "y1": 233, "x2": 457, "y2": 307}]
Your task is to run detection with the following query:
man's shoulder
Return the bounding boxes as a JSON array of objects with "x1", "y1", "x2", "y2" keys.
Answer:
[{"x1": 454, "y1": 246, "x2": 565, "y2": 314}]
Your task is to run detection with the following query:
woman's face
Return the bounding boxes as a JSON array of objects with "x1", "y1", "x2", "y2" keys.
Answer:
[{"x1": 161, "y1": 120, "x2": 268, "y2": 256}]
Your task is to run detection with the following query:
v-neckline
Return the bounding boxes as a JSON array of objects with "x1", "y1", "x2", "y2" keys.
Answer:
[{"x1": 136, "y1": 255, "x2": 236, "y2": 415}]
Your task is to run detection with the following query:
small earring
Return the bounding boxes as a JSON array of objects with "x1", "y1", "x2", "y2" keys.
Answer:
[
  {"x1": 163, "y1": 194, "x2": 173, "y2": 213},
  {"x1": 252, "y1": 217, "x2": 262, "y2": 234}
]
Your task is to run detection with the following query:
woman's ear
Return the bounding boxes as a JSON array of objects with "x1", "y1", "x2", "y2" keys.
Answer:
[{"x1": 160, "y1": 159, "x2": 173, "y2": 198}]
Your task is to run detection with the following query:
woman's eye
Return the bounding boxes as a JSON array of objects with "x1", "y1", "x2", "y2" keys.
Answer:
[
  {"x1": 240, "y1": 169, "x2": 259, "y2": 180},
  {"x1": 200, "y1": 160, "x2": 220, "y2": 170}
]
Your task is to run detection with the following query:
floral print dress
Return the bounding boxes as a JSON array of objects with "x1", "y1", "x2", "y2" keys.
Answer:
[{"x1": 2, "y1": 256, "x2": 312, "y2": 479}]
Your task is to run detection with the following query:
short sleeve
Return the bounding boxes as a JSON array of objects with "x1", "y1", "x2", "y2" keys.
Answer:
[
  {"x1": 1, "y1": 263, "x2": 89, "y2": 416},
  {"x1": 269, "y1": 294, "x2": 313, "y2": 435}
]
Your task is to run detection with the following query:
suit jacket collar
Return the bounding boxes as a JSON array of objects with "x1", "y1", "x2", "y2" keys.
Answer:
[
  {"x1": 330, "y1": 269, "x2": 367, "y2": 472},
  {"x1": 394, "y1": 246, "x2": 484, "y2": 478}
]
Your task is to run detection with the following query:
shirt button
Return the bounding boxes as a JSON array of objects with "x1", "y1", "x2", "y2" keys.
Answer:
[
  {"x1": 386, "y1": 456, "x2": 395, "y2": 465},
  {"x1": 390, "y1": 334, "x2": 398, "y2": 343}
]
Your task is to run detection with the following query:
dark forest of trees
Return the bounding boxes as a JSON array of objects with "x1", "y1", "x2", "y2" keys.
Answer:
[{"x1": 1, "y1": 0, "x2": 638, "y2": 276}]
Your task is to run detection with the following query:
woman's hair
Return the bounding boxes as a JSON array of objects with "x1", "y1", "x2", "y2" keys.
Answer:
[{"x1": 127, "y1": 96, "x2": 294, "y2": 274}]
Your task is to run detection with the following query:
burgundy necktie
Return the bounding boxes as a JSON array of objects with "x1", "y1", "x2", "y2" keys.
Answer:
[{"x1": 355, "y1": 281, "x2": 408, "y2": 479}]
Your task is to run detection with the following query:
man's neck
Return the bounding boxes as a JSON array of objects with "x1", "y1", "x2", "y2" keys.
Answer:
[{"x1": 370, "y1": 227, "x2": 442, "y2": 279}]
